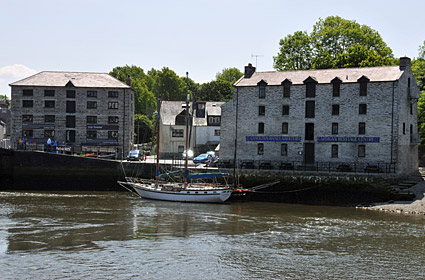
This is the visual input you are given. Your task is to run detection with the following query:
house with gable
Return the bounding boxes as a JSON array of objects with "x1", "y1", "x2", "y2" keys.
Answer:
[
  {"x1": 220, "y1": 58, "x2": 420, "y2": 176},
  {"x1": 159, "y1": 100, "x2": 224, "y2": 158}
]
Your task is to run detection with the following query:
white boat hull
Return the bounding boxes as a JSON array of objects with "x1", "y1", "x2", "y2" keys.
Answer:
[{"x1": 119, "y1": 181, "x2": 232, "y2": 203}]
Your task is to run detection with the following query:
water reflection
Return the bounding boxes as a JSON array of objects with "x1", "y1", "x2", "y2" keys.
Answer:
[{"x1": 1, "y1": 191, "x2": 425, "y2": 279}]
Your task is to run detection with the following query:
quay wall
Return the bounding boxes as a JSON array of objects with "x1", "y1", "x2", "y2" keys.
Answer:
[{"x1": 0, "y1": 149, "x2": 413, "y2": 205}]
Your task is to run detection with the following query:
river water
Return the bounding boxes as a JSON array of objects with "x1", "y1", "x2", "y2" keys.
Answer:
[{"x1": 0, "y1": 191, "x2": 424, "y2": 280}]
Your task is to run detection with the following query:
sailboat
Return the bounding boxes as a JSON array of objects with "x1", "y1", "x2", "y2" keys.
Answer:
[{"x1": 118, "y1": 73, "x2": 233, "y2": 203}]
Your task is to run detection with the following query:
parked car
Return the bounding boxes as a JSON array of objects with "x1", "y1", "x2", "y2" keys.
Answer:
[
  {"x1": 192, "y1": 151, "x2": 215, "y2": 164},
  {"x1": 127, "y1": 150, "x2": 142, "y2": 161}
]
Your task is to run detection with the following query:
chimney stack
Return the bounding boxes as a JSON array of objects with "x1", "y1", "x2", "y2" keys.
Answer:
[
  {"x1": 126, "y1": 74, "x2": 132, "y2": 87},
  {"x1": 399, "y1": 57, "x2": 411, "y2": 70},
  {"x1": 244, "y1": 63, "x2": 256, "y2": 78}
]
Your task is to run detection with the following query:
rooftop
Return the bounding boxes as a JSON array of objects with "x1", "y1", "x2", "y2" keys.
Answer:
[
  {"x1": 9, "y1": 71, "x2": 131, "y2": 89},
  {"x1": 235, "y1": 65, "x2": 404, "y2": 87}
]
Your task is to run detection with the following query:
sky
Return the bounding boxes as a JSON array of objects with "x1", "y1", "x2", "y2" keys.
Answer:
[{"x1": 1, "y1": 0, "x2": 425, "y2": 98}]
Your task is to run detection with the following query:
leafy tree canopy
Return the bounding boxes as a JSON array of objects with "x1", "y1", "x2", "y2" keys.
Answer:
[
  {"x1": 412, "y1": 40, "x2": 425, "y2": 92},
  {"x1": 0, "y1": 94, "x2": 10, "y2": 106},
  {"x1": 215, "y1": 67, "x2": 243, "y2": 84},
  {"x1": 274, "y1": 16, "x2": 395, "y2": 70}
]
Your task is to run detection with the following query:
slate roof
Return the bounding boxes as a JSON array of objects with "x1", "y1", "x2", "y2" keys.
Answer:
[
  {"x1": 9, "y1": 71, "x2": 130, "y2": 88},
  {"x1": 161, "y1": 101, "x2": 224, "y2": 126},
  {"x1": 234, "y1": 65, "x2": 404, "y2": 87}
]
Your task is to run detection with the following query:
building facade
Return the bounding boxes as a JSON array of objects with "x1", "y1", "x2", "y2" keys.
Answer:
[
  {"x1": 10, "y1": 71, "x2": 134, "y2": 158},
  {"x1": 220, "y1": 58, "x2": 420, "y2": 175},
  {"x1": 159, "y1": 101, "x2": 224, "y2": 158}
]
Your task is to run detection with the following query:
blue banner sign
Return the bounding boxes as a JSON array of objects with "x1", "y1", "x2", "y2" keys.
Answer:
[
  {"x1": 246, "y1": 136, "x2": 301, "y2": 142},
  {"x1": 317, "y1": 136, "x2": 380, "y2": 143}
]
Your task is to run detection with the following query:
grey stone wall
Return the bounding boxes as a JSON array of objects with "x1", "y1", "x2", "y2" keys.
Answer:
[
  {"x1": 221, "y1": 70, "x2": 419, "y2": 176},
  {"x1": 11, "y1": 86, "x2": 134, "y2": 157}
]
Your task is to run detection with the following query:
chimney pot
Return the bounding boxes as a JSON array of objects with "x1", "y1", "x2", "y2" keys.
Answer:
[
  {"x1": 244, "y1": 63, "x2": 256, "y2": 78},
  {"x1": 399, "y1": 57, "x2": 411, "y2": 70},
  {"x1": 126, "y1": 74, "x2": 132, "y2": 86}
]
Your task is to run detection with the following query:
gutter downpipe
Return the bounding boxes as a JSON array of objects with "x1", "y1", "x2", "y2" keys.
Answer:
[
  {"x1": 123, "y1": 88, "x2": 126, "y2": 160},
  {"x1": 233, "y1": 86, "x2": 239, "y2": 188},
  {"x1": 391, "y1": 81, "x2": 395, "y2": 166}
]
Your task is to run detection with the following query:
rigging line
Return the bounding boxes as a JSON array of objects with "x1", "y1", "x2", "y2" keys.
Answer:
[{"x1": 249, "y1": 185, "x2": 321, "y2": 194}]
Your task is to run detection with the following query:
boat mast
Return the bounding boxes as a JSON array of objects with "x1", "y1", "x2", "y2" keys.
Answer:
[
  {"x1": 155, "y1": 77, "x2": 161, "y2": 176},
  {"x1": 184, "y1": 72, "x2": 190, "y2": 186}
]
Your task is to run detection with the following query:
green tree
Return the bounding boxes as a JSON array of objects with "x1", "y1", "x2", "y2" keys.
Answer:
[
  {"x1": 0, "y1": 94, "x2": 10, "y2": 106},
  {"x1": 274, "y1": 31, "x2": 313, "y2": 70},
  {"x1": 198, "y1": 79, "x2": 233, "y2": 101},
  {"x1": 274, "y1": 16, "x2": 395, "y2": 70},
  {"x1": 109, "y1": 65, "x2": 156, "y2": 116},
  {"x1": 412, "y1": 40, "x2": 425, "y2": 92},
  {"x1": 134, "y1": 114, "x2": 153, "y2": 144},
  {"x1": 215, "y1": 67, "x2": 243, "y2": 84}
]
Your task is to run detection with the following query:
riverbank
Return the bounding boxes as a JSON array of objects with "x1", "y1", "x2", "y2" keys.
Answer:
[{"x1": 361, "y1": 180, "x2": 425, "y2": 215}]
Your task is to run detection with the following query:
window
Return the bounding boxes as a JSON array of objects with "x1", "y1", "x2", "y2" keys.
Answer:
[
  {"x1": 403, "y1": 123, "x2": 406, "y2": 135},
  {"x1": 259, "y1": 84, "x2": 266, "y2": 98},
  {"x1": 331, "y1": 145, "x2": 338, "y2": 158},
  {"x1": 108, "y1": 116, "x2": 119, "y2": 124},
  {"x1": 283, "y1": 84, "x2": 290, "y2": 98},
  {"x1": 214, "y1": 129, "x2": 220, "y2": 136},
  {"x1": 410, "y1": 124, "x2": 413, "y2": 136},
  {"x1": 304, "y1": 77, "x2": 317, "y2": 97},
  {"x1": 305, "y1": 123, "x2": 314, "y2": 140},
  {"x1": 360, "y1": 82, "x2": 367, "y2": 96},
  {"x1": 282, "y1": 122, "x2": 288, "y2": 134},
  {"x1": 108, "y1": 102, "x2": 118, "y2": 109},
  {"x1": 178, "y1": 145, "x2": 184, "y2": 153},
  {"x1": 410, "y1": 103, "x2": 413, "y2": 115},
  {"x1": 44, "y1": 130, "x2": 55, "y2": 138},
  {"x1": 87, "y1": 130, "x2": 97, "y2": 139},
  {"x1": 172, "y1": 129, "x2": 184, "y2": 137},
  {"x1": 359, "y1": 104, "x2": 367, "y2": 114},
  {"x1": 332, "y1": 104, "x2": 339, "y2": 115},
  {"x1": 108, "y1": 131, "x2": 118, "y2": 139},
  {"x1": 359, "y1": 122, "x2": 366, "y2": 135},
  {"x1": 66, "y1": 116, "x2": 76, "y2": 128},
  {"x1": 306, "y1": 83, "x2": 316, "y2": 97},
  {"x1": 259, "y1": 106, "x2": 265, "y2": 116},
  {"x1": 22, "y1": 130, "x2": 33, "y2": 137},
  {"x1": 66, "y1": 90, "x2": 76, "y2": 98},
  {"x1": 281, "y1": 143, "x2": 288, "y2": 156},
  {"x1": 258, "y1": 122, "x2": 264, "y2": 134},
  {"x1": 305, "y1": 101, "x2": 315, "y2": 118},
  {"x1": 87, "y1": 116, "x2": 97, "y2": 124},
  {"x1": 282, "y1": 105, "x2": 289, "y2": 116},
  {"x1": 332, "y1": 123, "x2": 338, "y2": 135},
  {"x1": 44, "y1": 90, "x2": 55, "y2": 97},
  {"x1": 45, "y1": 100, "x2": 55, "y2": 108},
  {"x1": 87, "y1": 91, "x2": 97, "y2": 98},
  {"x1": 66, "y1": 130, "x2": 75, "y2": 142},
  {"x1": 44, "y1": 115, "x2": 55, "y2": 123},
  {"x1": 332, "y1": 79, "x2": 341, "y2": 97},
  {"x1": 258, "y1": 143, "x2": 264, "y2": 155},
  {"x1": 87, "y1": 101, "x2": 97, "y2": 109},
  {"x1": 22, "y1": 100, "x2": 33, "y2": 108},
  {"x1": 22, "y1": 115, "x2": 33, "y2": 123},
  {"x1": 23, "y1": 89, "x2": 33, "y2": 96},
  {"x1": 358, "y1": 145, "x2": 366, "y2": 157},
  {"x1": 108, "y1": 91, "x2": 119, "y2": 98},
  {"x1": 66, "y1": 101, "x2": 76, "y2": 113},
  {"x1": 208, "y1": 116, "x2": 221, "y2": 125}
]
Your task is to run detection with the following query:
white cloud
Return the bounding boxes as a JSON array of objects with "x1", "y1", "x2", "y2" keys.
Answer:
[{"x1": 0, "y1": 64, "x2": 37, "y2": 98}]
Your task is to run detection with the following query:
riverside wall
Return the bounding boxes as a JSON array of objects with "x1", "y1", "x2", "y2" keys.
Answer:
[{"x1": 0, "y1": 149, "x2": 414, "y2": 205}]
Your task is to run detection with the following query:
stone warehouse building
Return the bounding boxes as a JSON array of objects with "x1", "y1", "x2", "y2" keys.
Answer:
[
  {"x1": 10, "y1": 72, "x2": 134, "y2": 158},
  {"x1": 159, "y1": 101, "x2": 224, "y2": 158},
  {"x1": 220, "y1": 58, "x2": 420, "y2": 176}
]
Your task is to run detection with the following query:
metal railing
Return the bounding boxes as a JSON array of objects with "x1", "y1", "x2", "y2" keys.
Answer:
[{"x1": 218, "y1": 160, "x2": 396, "y2": 174}]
